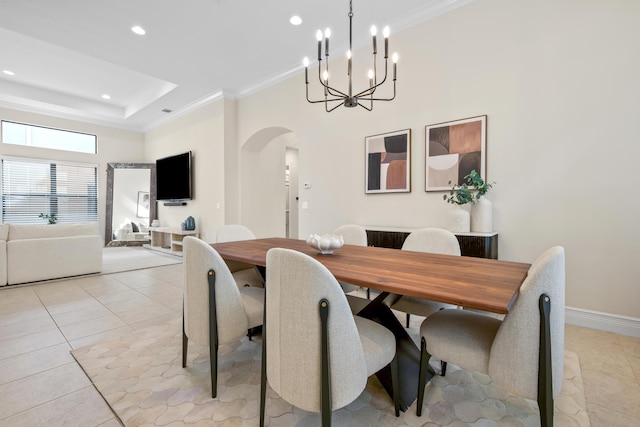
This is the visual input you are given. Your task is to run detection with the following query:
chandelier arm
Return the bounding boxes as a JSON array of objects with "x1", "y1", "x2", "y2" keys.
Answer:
[
  {"x1": 306, "y1": 96, "x2": 350, "y2": 104},
  {"x1": 316, "y1": 62, "x2": 349, "y2": 98},
  {"x1": 355, "y1": 76, "x2": 388, "y2": 98},
  {"x1": 326, "y1": 101, "x2": 344, "y2": 112},
  {"x1": 359, "y1": 91, "x2": 397, "y2": 102},
  {"x1": 355, "y1": 61, "x2": 389, "y2": 98},
  {"x1": 356, "y1": 101, "x2": 373, "y2": 111},
  {"x1": 357, "y1": 81, "x2": 396, "y2": 103},
  {"x1": 306, "y1": 82, "x2": 351, "y2": 104},
  {"x1": 361, "y1": 94, "x2": 397, "y2": 102},
  {"x1": 326, "y1": 84, "x2": 348, "y2": 98}
]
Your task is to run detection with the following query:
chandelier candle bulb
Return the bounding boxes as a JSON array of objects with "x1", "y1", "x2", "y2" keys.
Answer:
[
  {"x1": 303, "y1": 57, "x2": 309, "y2": 83},
  {"x1": 392, "y1": 53, "x2": 398, "y2": 80},
  {"x1": 316, "y1": 30, "x2": 323, "y2": 60},
  {"x1": 383, "y1": 26, "x2": 390, "y2": 58},
  {"x1": 324, "y1": 28, "x2": 331, "y2": 57},
  {"x1": 371, "y1": 25, "x2": 377, "y2": 54}
]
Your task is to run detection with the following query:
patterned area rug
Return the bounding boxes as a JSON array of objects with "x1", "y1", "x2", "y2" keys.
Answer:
[{"x1": 72, "y1": 318, "x2": 589, "y2": 426}]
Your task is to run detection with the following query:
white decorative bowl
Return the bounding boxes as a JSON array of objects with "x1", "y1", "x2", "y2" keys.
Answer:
[{"x1": 306, "y1": 233, "x2": 344, "y2": 255}]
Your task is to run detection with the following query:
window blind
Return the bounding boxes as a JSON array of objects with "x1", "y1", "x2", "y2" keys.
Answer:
[{"x1": 1, "y1": 157, "x2": 98, "y2": 224}]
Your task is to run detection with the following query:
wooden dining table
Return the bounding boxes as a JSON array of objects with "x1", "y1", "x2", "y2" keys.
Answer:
[{"x1": 211, "y1": 237, "x2": 531, "y2": 410}]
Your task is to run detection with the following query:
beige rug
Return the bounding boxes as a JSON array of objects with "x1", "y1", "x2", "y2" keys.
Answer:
[
  {"x1": 101, "y1": 246, "x2": 182, "y2": 275},
  {"x1": 72, "y1": 318, "x2": 589, "y2": 426}
]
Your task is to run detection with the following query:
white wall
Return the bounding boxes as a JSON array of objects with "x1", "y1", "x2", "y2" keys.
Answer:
[
  {"x1": 0, "y1": 108, "x2": 145, "y2": 240},
  {"x1": 234, "y1": 0, "x2": 640, "y2": 319},
  {"x1": 145, "y1": 101, "x2": 227, "y2": 243}
]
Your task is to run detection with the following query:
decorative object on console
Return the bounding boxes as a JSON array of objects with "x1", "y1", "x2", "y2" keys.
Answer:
[
  {"x1": 302, "y1": 0, "x2": 398, "y2": 112},
  {"x1": 365, "y1": 129, "x2": 411, "y2": 194},
  {"x1": 306, "y1": 234, "x2": 344, "y2": 254},
  {"x1": 443, "y1": 170, "x2": 494, "y2": 233},
  {"x1": 471, "y1": 195, "x2": 492, "y2": 232},
  {"x1": 182, "y1": 216, "x2": 196, "y2": 231},
  {"x1": 447, "y1": 205, "x2": 471, "y2": 233},
  {"x1": 425, "y1": 115, "x2": 487, "y2": 192}
]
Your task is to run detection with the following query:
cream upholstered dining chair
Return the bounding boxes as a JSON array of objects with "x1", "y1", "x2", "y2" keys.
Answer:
[
  {"x1": 216, "y1": 224, "x2": 264, "y2": 288},
  {"x1": 182, "y1": 236, "x2": 264, "y2": 398},
  {"x1": 333, "y1": 224, "x2": 368, "y2": 295},
  {"x1": 417, "y1": 246, "x2": 565, "y2": 427},
  {"x1": 259, "y1": 248, "x2": 400, "y2": 426},
  {"x1": 390, "y1": 228, "x2": 460, "y2": 327}
]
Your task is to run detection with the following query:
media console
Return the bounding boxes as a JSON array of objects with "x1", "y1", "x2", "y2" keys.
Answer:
[{"x1": 145, "y1": 227, "x2": 199, "y2": 256}]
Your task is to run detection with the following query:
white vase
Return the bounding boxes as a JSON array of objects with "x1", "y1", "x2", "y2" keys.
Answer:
[
  {"x1": 447, "y1": 205, "x2": 470, "y2": 233},
  {"x1": 471, "y1": 197, "x2": 492, "y2": 233}
]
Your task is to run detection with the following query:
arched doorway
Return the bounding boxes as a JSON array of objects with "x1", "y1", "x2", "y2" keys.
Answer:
[{"x1": 241, "y1": 127, "x2": 299, "y2": 238}]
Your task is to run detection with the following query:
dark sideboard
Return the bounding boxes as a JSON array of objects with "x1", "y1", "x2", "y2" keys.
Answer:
[{"x1": 365, "y1": 227, "x2": 498, "y2": 260}]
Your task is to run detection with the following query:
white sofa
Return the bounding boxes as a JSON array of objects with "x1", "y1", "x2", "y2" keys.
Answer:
[{"x1": 0, "y1": 223, "x2": 102, "y2": 286}]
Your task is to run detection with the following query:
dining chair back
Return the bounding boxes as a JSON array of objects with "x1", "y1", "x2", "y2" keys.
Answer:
[
  {"x1": 333, "y1": 224, "x2": 368, "y2": 246},
  {"x1": 401, "y1": 227, "x2": 461, "y2": 255},
  {"x1": 418, "y1": 246, "x2": 565, "y2": 427},
  {"x1": 216, "y1": 224, "x2": 256, "y2": 242},
  {"x1": 216, "y1": 224, "x2": 264, "y2": 288},
  {"x1": 182, "y1": 236, "x2": 264, "y2": 398},
  {"x1": 260, "y1": 248, "x2": 399, "y2": 426},
  {"x1": 391, "y1": 228, "x2": 460, "y2": 327},
  {"x1": 333, "y1": 224, "x2": 368, "y2": 295}
]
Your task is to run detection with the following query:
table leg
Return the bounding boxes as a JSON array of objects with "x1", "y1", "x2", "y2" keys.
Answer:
[{"x1": 356, "y1": 292, "x2": 434, "y2": 412}]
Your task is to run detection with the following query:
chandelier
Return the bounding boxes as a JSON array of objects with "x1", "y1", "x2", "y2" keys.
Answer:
[{"x1": 303, "y1": 0, "x2": 398, "y2": 112}]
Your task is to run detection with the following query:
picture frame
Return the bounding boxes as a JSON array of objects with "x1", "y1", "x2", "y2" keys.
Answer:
[
  {"x1": 365, "y1": 129, "x2": 412, "y2": 194},
  {"x1": 425, "y1": 115, "x2": 487, "y2": 191},
  {"x1": 136, "y1": 191, "x2": 150, "y2": 218}
]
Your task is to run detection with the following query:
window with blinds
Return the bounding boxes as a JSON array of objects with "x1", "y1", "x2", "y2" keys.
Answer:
[{"x1": 1, "y1": 157, "x2": 98, "y2": 224}]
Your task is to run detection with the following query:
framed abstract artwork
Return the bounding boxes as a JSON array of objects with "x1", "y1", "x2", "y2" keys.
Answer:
[
  {"x1": 365, "y1": 129, "x2": 411, "y2": 194},
  {"x1": 425, "y1": 115, "x2": 487, "y2": 191}
]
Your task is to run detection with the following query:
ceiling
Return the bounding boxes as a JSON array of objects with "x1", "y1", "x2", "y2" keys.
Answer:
[{"x1": 0, "y1": 0, "x2": 468, "y2": 132}]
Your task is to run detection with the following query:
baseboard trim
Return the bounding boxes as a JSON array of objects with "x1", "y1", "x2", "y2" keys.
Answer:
[{"x1": 566, "y1": 306, "x2": 640, "y2": 338}]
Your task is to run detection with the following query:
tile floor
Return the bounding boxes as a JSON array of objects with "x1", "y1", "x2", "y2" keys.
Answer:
[{"x1": 0, "y1": 263, "x2": 638, "y2": 426}]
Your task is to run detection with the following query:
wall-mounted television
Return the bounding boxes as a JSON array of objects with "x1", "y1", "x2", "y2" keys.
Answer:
[{"x1": 156, "y1": 151, "x2": 192, "y2": 204}]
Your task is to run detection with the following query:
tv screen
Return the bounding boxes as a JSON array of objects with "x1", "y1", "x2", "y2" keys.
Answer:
[{"x1": 156, "y1": 151, "x2": 192, "y2": 201}]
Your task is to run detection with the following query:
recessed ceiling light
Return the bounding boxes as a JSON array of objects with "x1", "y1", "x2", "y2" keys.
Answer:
[
  {"x1": 3, "y1": 70, "x2": 15, "y2": 76},
  {"x1": 102, "y1": 94, "x2": 111, "y2": 100},
  {"x1": 290, "y1": 15, "x2": 302, "y2": 26},
  {"x1": 131, "y1": 25, "x2": 146, "y2": 35}
]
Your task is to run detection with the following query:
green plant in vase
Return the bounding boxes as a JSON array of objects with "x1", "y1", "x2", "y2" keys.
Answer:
[
  {"x1": 443, "y1": 170, "x2": 493, "y2": 205},
  {"x1": 444, "y1": 170, "x2": 495, "y2": 233}
]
